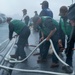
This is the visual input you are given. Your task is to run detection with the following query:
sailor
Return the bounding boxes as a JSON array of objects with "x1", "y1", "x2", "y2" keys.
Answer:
[
  {"x1": 21, "y1": 9, "x2": 30, "y2": 26},
  {"x1": 34, "y1": 11, "x2": 39, "y2": 17},
  {"x1": 39, "y1": 0, "x2": 53, "y2": 18},
  {"x1": 21, "y1": 9, "x2": 30, "y2": 46},
  {"x1": 33, "y1": 11, "x2": 39, "y2": 32},
  {"x1": 32, "y1": 16, "x2": 61, "y2": 68},
  {"x1": 7, "y1": 17, "x2": 30, "y2": 60},
  {"x1": 37, "y1": 0, "x2": 54, "y2": 60},
  {"x1": 66, "y1": 3, "x2": 75, "y2": 67},
  {"x1": 58, "y1": 6, "x2": 72, "y2": 52}
]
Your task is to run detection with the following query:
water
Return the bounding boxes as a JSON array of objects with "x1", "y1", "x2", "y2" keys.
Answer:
[{"x1": 0, "y1": 22, "x2": 9, "y2": 43}]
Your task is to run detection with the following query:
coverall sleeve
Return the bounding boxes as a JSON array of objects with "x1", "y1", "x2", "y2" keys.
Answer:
[{"x1": 9, "y1": 23, "x2": 14, "y2": 40}]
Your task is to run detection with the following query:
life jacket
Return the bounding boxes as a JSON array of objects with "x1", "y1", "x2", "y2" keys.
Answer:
[
  {"x1": 11, "y1": 20, "x2": 25, "y2": 34},
  {"x1": 39, "y1": 16, "x2": 58, "y2": 36},
  {"x1": 21, "y1": 15, "x2": 30, "y2": 26},
  {"x1": 59, "y1": 17, "x2": 72, "y2": 36}
]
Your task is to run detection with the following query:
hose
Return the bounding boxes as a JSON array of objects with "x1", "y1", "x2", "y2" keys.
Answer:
[
  {"x1": 9, "y1": 39, "x2": 46, "y2": 63},
  {"x1": 1, "y1": 39, "x2": 74, "y2": 75},
  {"x1": 50, "y1": 39, "x2": 68, "y2": 66},
  {"x1": 0, "y1": 64, "x2": 72, "y2": 75},
  {"x1": 50, "y1": 39, "x2": 74, "y2": 74}
]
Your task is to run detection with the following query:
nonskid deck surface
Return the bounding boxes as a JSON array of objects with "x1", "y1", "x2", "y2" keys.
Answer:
[
  {"x1": 0, "y1": 23, "x2": 75, "y2": 75},
  {"x1": 11, "y1": 49, "x2": 65, "y2": 75}
]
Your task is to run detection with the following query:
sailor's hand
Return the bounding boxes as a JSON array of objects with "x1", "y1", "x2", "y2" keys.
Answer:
[
  {"x1": 46, "y1": 37, "x2": 50, "y2": 41},
  {"x1": 58, "y1": 39, "x2": 63, "y2": 47},
  {"x1": 39, "y1": 36, "x2": 44, "y2": 42},
  {"x1": 59, "y1": 47, "x2": 65, "y2": 52}
]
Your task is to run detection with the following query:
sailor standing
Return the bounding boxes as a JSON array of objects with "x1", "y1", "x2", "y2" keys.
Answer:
[{"x1": 21, "y1": 9, "x2": 30, "y2": 26}]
